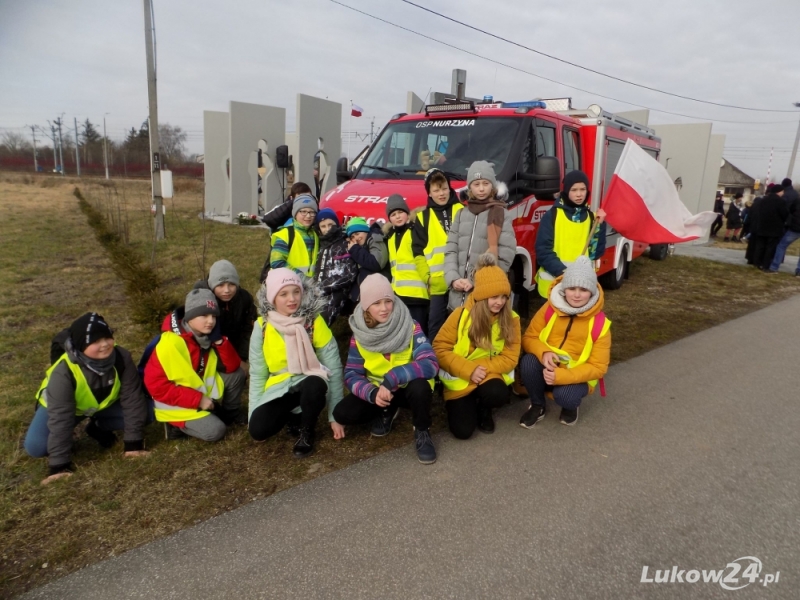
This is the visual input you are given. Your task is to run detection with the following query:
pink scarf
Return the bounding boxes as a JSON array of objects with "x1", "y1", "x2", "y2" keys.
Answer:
[{"x1": 266, "y1": 311, "x2": 329, "y2": 381}]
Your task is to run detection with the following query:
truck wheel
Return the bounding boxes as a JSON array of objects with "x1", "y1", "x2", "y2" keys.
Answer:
[
  {"x1": 649, "y1": 243, "x2": 668, "y2": 261},
  {"x1": 509, "y1": 259, "x2": 529, "y2": 319},
  {"x1": 599, "y1": 246, "x2": 628, "y2": 290}
]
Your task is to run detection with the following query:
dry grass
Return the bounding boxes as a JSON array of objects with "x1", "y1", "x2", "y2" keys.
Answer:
[{"x1": 2, "y1": 172, "x2": 800, "y2": 598}]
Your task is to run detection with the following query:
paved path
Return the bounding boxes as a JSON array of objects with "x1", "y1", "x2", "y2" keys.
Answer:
[
  {"x1": 674, "y1": 242, "x2": 799, "y2": 274},
  {"x1": 22, "y1": 297, "x2": 800, "y2": 600}
]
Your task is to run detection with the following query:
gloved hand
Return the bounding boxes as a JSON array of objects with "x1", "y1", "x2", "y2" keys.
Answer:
[{"x1": 209, "y1": 320, "x2": 223, "y2": 345}]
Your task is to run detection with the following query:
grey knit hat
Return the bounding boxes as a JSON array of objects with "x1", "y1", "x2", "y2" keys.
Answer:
[
  {"x1": 292, "y1": 193, "x2": 319, "y2": 218},
  {"x1": 184, "y1": 288, "x2": 220, "y2": 322},
  {"x1": 208, "y1": 259, "x2": 240, "y2": 290},
  {"x1": 467, "y1": 160, "x2": 497, "y2": 188},
  {"x1": 560, "y1": 256, "x2": 597, "y2": 294},
  {"x1": 385, "y1": 194, "x2": 409, "y2": 218}
]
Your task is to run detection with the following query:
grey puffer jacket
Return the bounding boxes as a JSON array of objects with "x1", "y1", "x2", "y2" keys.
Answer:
[{"x1": 444, "y1": 206, "x2": 517, "y2": 311}]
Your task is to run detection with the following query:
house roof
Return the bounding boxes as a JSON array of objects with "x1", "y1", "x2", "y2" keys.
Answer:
[{"x1": 719, "y1": 158, "x2": 756, "y2": 186}]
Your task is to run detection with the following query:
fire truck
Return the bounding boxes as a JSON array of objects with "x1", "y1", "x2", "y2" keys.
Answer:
[{"x1": 320, "y1": 98, "x2": 664, "y2": 314}]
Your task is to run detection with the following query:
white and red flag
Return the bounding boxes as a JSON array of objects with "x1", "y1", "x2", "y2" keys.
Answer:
[
  {"x1": 601, "y1": 139, "x2": 717, "y2": 243},
  {"x1": 351, "y1": 104, "x2": 364, "y2": 117}
]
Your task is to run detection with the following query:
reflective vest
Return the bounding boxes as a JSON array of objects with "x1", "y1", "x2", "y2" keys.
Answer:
[
  {"x1": 272, "y1": 226, "x2": 319, "y2": 277},
  {"x1": 538, "y1": 308, "x2": 611, "y2": 390},
  {"x1": 417, "y1": 204, "x2": 463, "y2": 295},
  {"x1": 388, "y1": 228, "x2": 429, "y2": 300},
  {"x1": 257, "y1": 315, "x2": 332, "y2": 390},
  {"x1": 36, "y1": 354, "x2": 121, "y2": 416},
  {"x1": 536, "y1": 208, "x2": 591, "y2": 298},
  {"x1": 152, "y1": 331, "x2": 224, "y2": 423},
  {"x1": 356, "y1": 327, "x2": 434, "y2": 390},
  {"x1": 439, "y1": 307, "x2": 516, "y2": 392}
]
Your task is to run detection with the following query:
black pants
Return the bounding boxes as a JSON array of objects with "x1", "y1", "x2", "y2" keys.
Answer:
[
  {"x1": 711, "y1": 214, "x2": 724, "y2": 237},
  {"x1": 248, "y1": 376, "x2": 327, "y2": 441},
  {"x1": 399, "y1": 297, "x2": 430, "y2": 338},
  {"x1": 446, "y1": 379, "x2": 510, "y2": 439},
  {"x1": 333, "y1": 378, "x2": 433, "y2": 431},
  {"x1": 427, "y1": 293, "x2": 450, "y2": 343},
  {"x1": 753, "y1": 235, "x2": 781, "y2": 270}
]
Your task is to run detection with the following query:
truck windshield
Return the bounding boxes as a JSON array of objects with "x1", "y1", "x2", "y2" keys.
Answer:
[{"x1": 357, "y1": 117, "x2": 522, "y2": 181}]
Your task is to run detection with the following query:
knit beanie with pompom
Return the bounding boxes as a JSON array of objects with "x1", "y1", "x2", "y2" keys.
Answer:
[{"x1": 472, "y1": 253, "x2": 511, "y2": 301}]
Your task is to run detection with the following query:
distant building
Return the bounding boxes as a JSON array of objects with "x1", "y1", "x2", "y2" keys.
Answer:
[{"x1": 718, "y1": 158, "x2": 755, "y2": 199}]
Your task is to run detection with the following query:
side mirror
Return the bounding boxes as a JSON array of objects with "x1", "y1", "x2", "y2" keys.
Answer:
[
  {"x1": 336, "y1": 157, "x2": 353, "y2": 185},
  {"x1": 532, "y1": 156, "x2": 560, "y2": 197}
]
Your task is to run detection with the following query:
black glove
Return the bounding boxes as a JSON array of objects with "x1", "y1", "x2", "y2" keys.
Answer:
[{"x1": 209, "y1": 320, "x2": 223, "y2": 344}]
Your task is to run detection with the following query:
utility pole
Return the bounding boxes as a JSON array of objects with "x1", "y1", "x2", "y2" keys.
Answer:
[
  {"x1": 786, "y1": 102, "x2": 800, "y2": 180},
  {"x1": 370, "y1": 117, "x2": 375, "y2": 143},
  {"x1": 74, "y1": 117, "x2": 81, "y2": 176},
  {"x1": 28, "y1": 125, "x2": 38, "y2": 172},
  {"x1": 143, "y1": 0, "x2": 165, "y2": 240},
  {"x1": 55, "y1": 116, "x2": 65, "y2": 175},
  {"x1": 47, "y1": 123, "x2": 59, "y2": 172},
  {"x1": 103, "y1": 114, "x2": 110, "y2": 179}
]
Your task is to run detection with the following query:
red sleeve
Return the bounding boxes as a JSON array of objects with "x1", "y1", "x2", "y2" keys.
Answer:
[
  {"x1": 214, "y1": 337, "x2": 242, "y2": 373},
  {"x1": 143, "y1": 349, "x2": 203, "y2": 409}
]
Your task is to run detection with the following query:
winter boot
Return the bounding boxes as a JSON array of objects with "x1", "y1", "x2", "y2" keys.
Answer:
[{"x1": 293, "y1": 427, "x2": 316, "y2": 458}]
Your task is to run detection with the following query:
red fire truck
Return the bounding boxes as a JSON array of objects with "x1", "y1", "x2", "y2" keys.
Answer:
[{"x1": 321, "y1": 98, "x2": 664, "y2": 313}]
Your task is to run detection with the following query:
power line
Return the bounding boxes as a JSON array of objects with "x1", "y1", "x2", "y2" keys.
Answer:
[
  {"x1": 328, "y1": 0, "x2": 799, "y2": 125},
  {"x1": 398, "y1": 0, "x2": 798, "y2": 114}
]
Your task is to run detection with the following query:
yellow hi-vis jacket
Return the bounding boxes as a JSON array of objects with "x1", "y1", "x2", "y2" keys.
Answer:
[
  {"x1": 272, "y1": 226, "x2": 319, "y2": 277},
  {"x1": 536, "y1": 209, "x2": 591, "y2": 298},
  {"x1": 152, "y1": 331, "x2": 224, "y2": 423},
  {"x1": 388, "y1": 227, "x2": 429, "y2": 300},
  {"x1": 36, "y1": 354, "x2": 121, "y2": 416},
  {"x1": 415, "y1": 204, "x2": 464, "y2": 296},
  {"x1": 356, "y1": 328, "x2": 435, "y2": 390},
  {"x1": 256, "y1": 315, "x2": 332, "y2": 391}
]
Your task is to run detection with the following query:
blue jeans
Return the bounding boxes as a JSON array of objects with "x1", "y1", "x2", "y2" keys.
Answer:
[
  {"x1": 769, "y1": 230, "x2": 800, "y2": 273},
  {"x1": 24, "y1": 402, "x2": 127, "y2": 458}
]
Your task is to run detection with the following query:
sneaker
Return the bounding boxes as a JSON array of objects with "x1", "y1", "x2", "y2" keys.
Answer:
[
  {"x1": 477, "y1": 407, "x2": 495, "y2": 434},
  {"x1": 370, "y1": 406, "x2": 399, "y2": 437},
  {"x1": 86, "y1": 420, "x2": 117, "y2": 448},
  {"x1": 511, "y1": 380, "x2": 529, "y2": 400},
  {"x1": 559, "y1": 407, "x2": 579, "y2": 426},
  {"x1": 519, "y1": 405, "x2": 546, "y2": 429},
  {"x1": 164, "y1": 423, "x2": 187, "y2": 441},
  {"x1": 293, "y1": 427, "x2": 315, "y2": 458},
  {"x1": 414, "y1": 428, "x2": 437, "y2": 464}
]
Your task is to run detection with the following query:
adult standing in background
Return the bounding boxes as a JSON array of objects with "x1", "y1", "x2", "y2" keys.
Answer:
[
  {"x1": 710, "y1": 192, "x2": 725, "y2": 238},
  {"x1": 752, "y1": 184, "x2": 789, "y2": 271},
  {"x1": 781, "y1": 178, "x2": 799, "y2": 209},
  {"x1": 767, "y1": 183, "x2": 800, "y2": 275}
]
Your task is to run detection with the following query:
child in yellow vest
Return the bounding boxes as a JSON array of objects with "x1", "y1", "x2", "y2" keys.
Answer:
[
  {"x1": 333, "y1": 274, "x2": 439, "y2": 464},
  {"x1": 384, "y1": 194, "x2": 430, "y2": 335},
  {"x1": 519, "y1": 256, "x2": 611, "y2": 427},
  {"x1": 269, "y1": 193, "x2": 320, "y2": 278},
  {"x1": 433, "y1": 254, "x2": 520, "y2": 439},
  {"x1": 248, "y1": 268, "x2": 344, "y2": 458}
]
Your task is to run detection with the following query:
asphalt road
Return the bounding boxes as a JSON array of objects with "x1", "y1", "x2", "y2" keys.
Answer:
[{"x1": 21, "y1": 296, "x2": 800, "y2": 600}]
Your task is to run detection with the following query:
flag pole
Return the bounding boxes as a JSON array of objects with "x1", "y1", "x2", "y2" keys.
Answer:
[
  {"x1": 581, "y1": 216, "x2": 600, "y2": 256},
  {"x1": 348, "y1": 100, "x2": 352, "y2": 164}
]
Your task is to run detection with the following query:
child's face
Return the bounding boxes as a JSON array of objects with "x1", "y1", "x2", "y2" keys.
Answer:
[
  {"x1": 213, "y1": 282, "x2": 237, "y2": 303},
  {"x1": 349, "y1": 231, "x2": 367, "y2": 245},
  {"x1": 274, "y1": 285, "x2": 302, "y2": 316},
  {"x1": 429, "y1": 182, "x2": 450, "y2": 206},
  {"x1": 388, "y1": 210, "x2": 408, "y2": 227},
  {"x1": 470, "y1": 179, "x2": 493, "y2": 200},
  {"x1": 367, "y1": 298, "x2": 394, "y2": 323},
  {"x1": 568, "y1": 183, "x2": 588, "y2": 205},
  {"x1": 564, "y1": 286, "x2": 592, "y2": 308},
  {"x1": 83, "y1": 337, "x2": 115, "y2": 360},
  {"x1": 188, "y1": 314, "x2": 216, "y2": 335},
  {"x1": 487, "y1": 294, "x2": 508, "y2": 315},
  {"x1": 295, "y1": 209, "x2": 316, "y2": 228},
  {"x1": 318, "y1": 219, "x2": 336, "y2": 235}
]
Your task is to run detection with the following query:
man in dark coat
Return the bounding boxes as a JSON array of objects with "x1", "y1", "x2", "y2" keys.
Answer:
[
  {"x1": 752, "y1": 185, "x2": 789, "y2": 270},
  {"x1": 710, "y1": 192, "x2": 725, "y2": 238},
  {"x1": 781, "y1": 178, "x2": 799, "y2": 209},
  {"x1": 767, "y1": 181, "x2": 800, "y2": 274}
]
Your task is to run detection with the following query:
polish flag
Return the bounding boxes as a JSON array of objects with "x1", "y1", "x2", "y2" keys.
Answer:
[
  {"x1": 351, "y1": 104, "x2": 364, "y2": 117},
  {"x1": 601, "y1": 139, "x2": 718, "y2": 244}
]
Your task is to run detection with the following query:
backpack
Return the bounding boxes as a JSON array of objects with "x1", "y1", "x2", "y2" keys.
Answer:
[
  {"x1": 543, "y1": 306, "x2": 607, "y2": 397},
  {"x1": 259, "y1": 226, "x2": 294, "y2": 283}
]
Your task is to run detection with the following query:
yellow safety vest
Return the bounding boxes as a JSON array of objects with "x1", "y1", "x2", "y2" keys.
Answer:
[
  {"x1": 538, "y1": 311, "x2": 611, "y2": 390},
  {"x1": 356, "y1": 327, "x2": 435, "y2": 390},
  {"x1": 36, "y1": 354, "x2": 121, "y2": 416},
  {"x1": 417, "y1": 204, "x2": 463, "y2": 295},
  {"x1": 256, "y1": 315, "x2": 333, "y2": 390},
  {"x1": 152, "y1": 331, "x2": 224, "y2": 423},
  {"x1": 388, "y1": 228, "x2": 429, "y2": 300},
  {"x1": 536, "y1": 208, "x2": 591, "y2": 297},
  {"x1": 439, "y1": 307, "x2": 516, "y2": 392},
  {"x1": 272, "y1": 226, "x2": 319, "y2": 277}
]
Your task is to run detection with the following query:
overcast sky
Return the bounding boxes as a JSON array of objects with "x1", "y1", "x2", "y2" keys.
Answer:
[{"x1": 2, "y1": 0, "x2": 799, "y2": 181}]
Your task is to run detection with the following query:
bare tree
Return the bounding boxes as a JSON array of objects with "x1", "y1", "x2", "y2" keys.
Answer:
[
  {"x1": 1, "y1": 131, "x2": 32, "y2": 154},
  {"x1": 158, "y1": 123, "x2": 187, "y2": 165}
]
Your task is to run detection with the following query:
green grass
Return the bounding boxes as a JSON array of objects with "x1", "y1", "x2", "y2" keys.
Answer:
[{"x1": 2, "y1": 173, "x2": 800, "y2": 598}]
